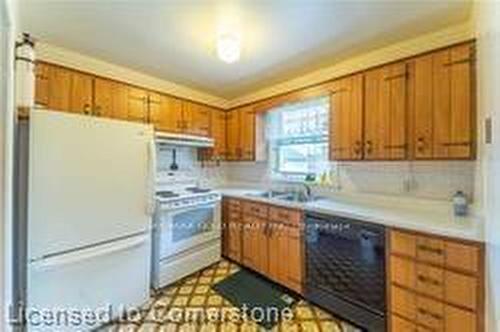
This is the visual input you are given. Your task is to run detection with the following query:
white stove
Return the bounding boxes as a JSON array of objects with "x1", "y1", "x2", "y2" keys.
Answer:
[{"x1": 152, "y1": 172, "x2": 222, "y2": 289}]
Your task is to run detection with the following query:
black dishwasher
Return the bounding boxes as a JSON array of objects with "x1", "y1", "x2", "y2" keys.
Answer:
[{"x1": 305, "y1": 211, "x2": 386, "y2": 332}]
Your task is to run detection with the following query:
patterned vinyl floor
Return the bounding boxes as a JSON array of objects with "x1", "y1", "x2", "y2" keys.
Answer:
[{"x1": 96, "y1": 259, "x2": 359, "y2": 332}]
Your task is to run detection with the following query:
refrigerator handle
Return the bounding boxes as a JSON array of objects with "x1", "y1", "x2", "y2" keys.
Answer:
[
  {"x1": 146, "y1": 139, "x2": 157, "y2": 216},
  {"x1": 31, "y1": 234, "x2": 149, "y2": 271}
]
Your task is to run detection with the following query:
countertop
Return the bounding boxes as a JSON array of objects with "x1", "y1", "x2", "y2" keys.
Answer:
[{"x1": 217, "y1": 187, "x2": 484, "y2": 243}]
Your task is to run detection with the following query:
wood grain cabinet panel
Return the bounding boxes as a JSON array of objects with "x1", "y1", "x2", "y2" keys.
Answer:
[
  {"x1": 34, "y1": 62, "x2": 50, "y2": 107},
  {"x1": 126, "y1": 86, "x2": 149, "y2": 123},
  {"x1": 391, "y1": 230, "x2": 417, "y2": 257},
  {"x1": 242, "y1": 215, "x2": 259, "y2": 270},
  {"x1": 410, "y1": 42, "x2": 475, "y2": 160},
  {"x1": 364, "y1": 62, "x2": 408, "y2": 160},
  {"x1": 184, "y1": 101, "x2": 210, "y2": 137},
  {"x1": 46, "y1": 64, "x2": 72, "y2": 112},
  {"x1": 329, "y1": 73, "x2": 364, "y2": 161},
  {"x1": 239, "y1": 107, "x2": 256, "y2": 161},
  {"x1": 69, "y1": 71, "x2": 93, "y2": 114},
  {"x1": 225, "y1": 111, "x2": 240, "y2": 160},
  {"x1": 93, "y1": 78, "x2": 128, "y2": 120},
  {"x1": 209, "y1": 108, "x2": 227, "y2": 159}
]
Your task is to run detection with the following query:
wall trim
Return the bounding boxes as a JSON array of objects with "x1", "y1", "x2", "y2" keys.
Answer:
[{"x1": 36, "y1": 42, "x2": 229, "y2": 109}]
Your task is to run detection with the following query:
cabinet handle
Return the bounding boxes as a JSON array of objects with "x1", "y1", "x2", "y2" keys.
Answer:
[
  {"x1": 83, "y1": 104, "x2": 91, "y2": 115},
  {"x1": 354, "y1": 141, "x2": 362, "y2": 155},
  {"x1": 94, "y1": 105, "x2": 102, "y2": 117},
  {"x1": 417, "y1": 308, "x2": 442, "y2": 321},
  {"x1": 441, "y1": 141, "x2": 470, "y2": 147},
  {"x1": 365, "y1": 140, "x2": 373, "y2": 155},
  {"x1": 417, "y1": 245, "x2": 443, "y2": 255},
  {"x1": 417, "y1": 137, "x2": 426, "y2": 153},
  {"x1": 417, "y1": 275, "x2": 441, "y2": 286}
]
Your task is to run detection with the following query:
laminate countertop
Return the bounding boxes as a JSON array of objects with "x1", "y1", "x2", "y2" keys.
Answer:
[{"x1": 218, "y1": 187, "x2": 484, "y2": 243}]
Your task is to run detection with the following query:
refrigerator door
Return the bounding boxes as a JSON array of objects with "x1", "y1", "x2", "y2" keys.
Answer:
[
  {"x1": 27, "y1": 110, "x2": 154, "y2": 260},
  {"x1": 27, "y1": 233, "x2": 151, "y2": 331}
]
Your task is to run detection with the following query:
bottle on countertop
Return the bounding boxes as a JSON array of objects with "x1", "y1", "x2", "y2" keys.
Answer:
[{"x1": 452, "y1": 190, "x2": 468, "y2": 217}]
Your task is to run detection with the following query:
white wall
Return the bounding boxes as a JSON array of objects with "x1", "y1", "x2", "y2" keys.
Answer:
[
  {"x1": 1, "y1": 0, "x2": 17, "y2": 330},
  {"x1": 474, "y1": 0, "x2": 500, "y2": 331}
]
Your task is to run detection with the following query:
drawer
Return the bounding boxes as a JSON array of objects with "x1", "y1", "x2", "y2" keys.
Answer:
[
  {"x1": 269, "y1": 206, "x2": 302, "y2": 225},
  {"x1": 391, "y1": 286, "x2": 477, "y2": 332},
  {"x1": 390, "y1": 315, "x2": 432, "y2": 332},
  {"x1": 390, "y1": 230, "x2": 480, "y2": 274},
  {"x1": 243, "y1": 201, "x2": 268, "y2": 218},
  {"x1": 390, "y1": 256, "x2": 478, "y2": 310},
  {"x1": 226, "y1": 198, "x2": 242, "y2": 211}
]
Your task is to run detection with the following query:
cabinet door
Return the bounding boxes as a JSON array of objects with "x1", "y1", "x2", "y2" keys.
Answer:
[
  {"x1": 47, "y1": 65, "x2": 72, "y2": 112},
  {"x1": 226, "y1": 110, "x2": 240, "y2": 160},
  {"x1": 227, "y1": 220, "x2": 242, "y2": 263},
  {"x1": 69, "y1": 71, "x2": 93, "y2": 114},
  {"x1": 268, "y1": 223, "x2": 288, "y2": 285},
  {"x1": 147, "y1": 92, "x2": 162, "y2": 126},
  {"x1": 433, "y1": 44, "x2": 474, "y2": 159},
  {"x1": 189, "y1": 103, "x2": 211, "y2": 137},
  {"x1": 155, "y1": 95, "x2": 183, "y2": 133},
  {"x1": 364, "y1": 62, "x2": 408, "y2": 160},
  {"x1": 210, "y1": 108, "x2": 227, "y2": 159},
  {"x1": 287, "y1": 225, "x2": 303, "y2": 293},
  {"x1": 239, "y1": 107, "x2": 256, "y2": 161},
  {"x1": 242, "y1": 215, "x2": 259, "y2": 270},
  {"x1": 255, "y1": 217, "x2": 269, "y2": 275},
  {"x1": 93, "y1": 77, "x2": 117, "y2": 118},
  {"x1": 34, "y1": 62, "x2": 50, "y2": 107},
  {"x1": 411, "y1": 54, "x2": 434, "y2": 159},
  {"x1": 126, "y1": 86, "x2": 148, "y2": 123},
  {"x1": 329, "y1": 74, "x2": 364, "y2": 160}
]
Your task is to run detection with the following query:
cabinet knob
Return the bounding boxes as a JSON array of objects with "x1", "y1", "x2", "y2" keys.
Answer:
[
  {"x1": 83, "y1": 104, "x2": 91, "y2": 115},
  {"x1": 354, "y1": 141, "x2": 362, "y2": 155},
  {"x1": 417, "y1": 137, "x2": 426, "y2": 153},
  {"x1": 365, "y1": 140, "x2": 373, "y2": 154}
]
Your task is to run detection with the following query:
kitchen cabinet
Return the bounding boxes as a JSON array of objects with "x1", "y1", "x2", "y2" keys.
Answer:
[
  {"x1": 69, "y1": 71, "x2": 93, "y2": 114},
  {"x1": 225, "y1": 106, "x2": 256, "y2": 161},
  {"x1": 388, "y1": 229, "x2": 484, "y2": 332},
  {"x1": 364, "y1": 61, "x2": 408, "y2": 160},
  {"x1": 149, "y1": 94, "x2": 183, "y2": 133},
  {"x1": 126, "y1": 86, "x2": 149, "y2": 123},
  {"x1": 93, "y1": 78, "x2": 128, "y2": 120},
  {"x1": 410, "y1": 42, "x2": 475, "y2": 159},
  {"x1": 222, "y1": 198, "x2": 243, "y2": 263},
  {"x1": 209, "y1": 108, "x2": 227, "y2": 159},
  {"x1": 183, "y1": 101, "x2": 211, "y2": 137},
  {"x1": 223, "y1": 198, "x2": 303, "y2": 294},
  {"x1": 329, "y1": 73, "x2": 364, "y2": 161},
  {"x1": 34, "y1": 62, "x2": 50, "y2": 107}
]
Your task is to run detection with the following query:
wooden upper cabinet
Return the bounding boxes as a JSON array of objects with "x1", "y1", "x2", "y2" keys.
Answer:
[
  {"x1": 185, "y1": 102, "x2": 210, "y2": 137},
  {"x1": 239, "y1": 106, "x2": 256, "y2": 161},
  {"x1": 433, "y1": 43, "x2": 475, "y2": 159},
  {"x1": 329, "y1": 73, "x2": 364, "y2": 161},
  {"x1": 69, "y1": 71, "x2": 93, "y2": 114},
  {"x1": 126, "y1": 86, "x2": 149, "y2": 123},
  {"x1": 34, "y1": 62, "x2": 50, "y2": 107},
  {"x1": 364, "y1": 62, "x2": 408, "y2": 160},
  {"x1": 210, "y1": 108, "x2": 227, "y2": 159},
  {"x1": 93, "y1": 78, "x2": 128, "y2": 120},
  {"x1": 46, "y1": 64, "x2": 72, "y2": 112},
  {"x1": 226, "y1": 110, "x2": 240, "y2": 160},
  {"x1": 150, "y1": 94, "x2": 183, "y2": 133},
  {"x1": 410, "y1": 42, "x2": 475, "y2": 160}
]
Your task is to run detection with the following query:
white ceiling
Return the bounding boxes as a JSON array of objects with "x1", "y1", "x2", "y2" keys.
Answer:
[{"x1": 19, "y1": 0, "x2": 472, "y2": 99}]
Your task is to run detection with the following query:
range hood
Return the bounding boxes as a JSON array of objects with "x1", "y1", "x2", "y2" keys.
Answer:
[{"x1": 155, "y1": 131, "x2": 214, "y2": 148}]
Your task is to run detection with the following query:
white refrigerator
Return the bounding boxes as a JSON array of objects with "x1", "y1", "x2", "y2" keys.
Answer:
[{"x1": 14, "y1": 110, "x2": 155, "y2": 331}]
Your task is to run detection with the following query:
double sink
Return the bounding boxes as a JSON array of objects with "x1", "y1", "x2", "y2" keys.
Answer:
[{"x1": 247, "y1": 190, "x2": 321, "y2": 203}]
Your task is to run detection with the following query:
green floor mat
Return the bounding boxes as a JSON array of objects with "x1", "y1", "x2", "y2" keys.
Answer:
[{"x1": 212, "y1": 269, "x2": 298, "y2": 330}]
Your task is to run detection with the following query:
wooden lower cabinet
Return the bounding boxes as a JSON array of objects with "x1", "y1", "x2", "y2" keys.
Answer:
[
  {"x1": 222, "y1": 198, "x2": 243, "y2": 263},
  {"x1": 389, "y1": 229, "x2": 484, "y2": 332},
  {"x1": 222, "y1": 198, "x2": 303, "y2": 294}
]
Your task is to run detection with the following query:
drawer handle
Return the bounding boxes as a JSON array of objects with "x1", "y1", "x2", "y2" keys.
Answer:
[
  {"x1": 417, "y1": 245, "x2": 443, "y2": 255},
  {"x1": 417, "y1": 275, "x2": 441, "y2": 286},
  {"x1": 418, "y1": 308, "x2": 442, "y2": 321}
]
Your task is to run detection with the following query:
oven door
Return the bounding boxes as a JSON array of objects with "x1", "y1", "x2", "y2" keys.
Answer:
[{"x1": 157, "y1": 201, "x2": 221, "y2": 259}]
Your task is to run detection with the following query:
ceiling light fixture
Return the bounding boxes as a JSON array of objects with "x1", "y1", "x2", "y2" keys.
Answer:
[{"x1": 216, "y1": 32, "x2": 241, "y2": 64}]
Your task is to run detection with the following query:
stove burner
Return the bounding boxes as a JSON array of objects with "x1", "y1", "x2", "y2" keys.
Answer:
[
  {"x1": 156, "y1": 191, "x2": 180, "y2": 198},
  {"x1": 185, "y1": 187, "x2": 212, "y2": 194}
]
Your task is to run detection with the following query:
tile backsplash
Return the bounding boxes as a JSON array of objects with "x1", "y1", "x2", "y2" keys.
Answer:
[
  {"x1": 156, "y1": 145, "x2": 477, "y2": 203},
  {"x1": 223, "y1": 160, "x2": 477, "y2": 202},
  {"x1": 156, "y1": 145, "x2": 226, "y2": 187}
]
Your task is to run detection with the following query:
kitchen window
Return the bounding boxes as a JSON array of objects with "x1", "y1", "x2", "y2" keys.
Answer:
[{"x1": 267, "y1": 96, "x2": 330, "y2": 180}]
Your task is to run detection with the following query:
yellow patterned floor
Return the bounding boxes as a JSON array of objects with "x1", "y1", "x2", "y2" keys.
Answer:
[{"x1": 97, "y1": 259, "x2": 359, "y2": 332}]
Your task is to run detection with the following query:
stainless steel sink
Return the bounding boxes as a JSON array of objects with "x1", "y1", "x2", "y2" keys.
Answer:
[{"x1": 247, "y1": 191, "x2": 320, "y2": 203}]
